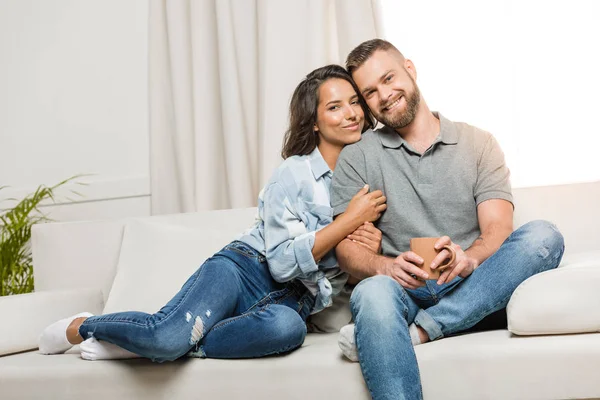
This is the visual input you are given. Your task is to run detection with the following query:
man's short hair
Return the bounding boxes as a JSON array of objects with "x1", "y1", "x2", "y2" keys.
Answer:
[{"x1": 346, "y1": 39, "x2": 403, "y2": 74}]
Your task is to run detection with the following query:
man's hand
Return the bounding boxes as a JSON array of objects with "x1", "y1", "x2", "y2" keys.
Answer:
[
  {"x1": 347, "y1": 222, "x2": 382, "y2": 254},
  {"x1": 382, "y1": 252, "x2": 429, "y2": 290},
  {"x1": 431, "y1": 236, "x2": 479, "y2": 285}
]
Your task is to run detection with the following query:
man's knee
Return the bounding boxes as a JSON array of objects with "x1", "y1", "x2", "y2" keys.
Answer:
[
  {"x1": 350, "y1": 275, "x2": 409, "y2": 321},
  {"x1": 518, "y1": 220, "x2": 565, "y2": 269},
  {"x1": 351, "y1": 275, "x2": 397, "y2": 304}
]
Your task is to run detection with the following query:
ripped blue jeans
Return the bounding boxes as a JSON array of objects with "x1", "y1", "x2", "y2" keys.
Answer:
[{"x1": 79, "y1": 241, "x2": 314, "y2": 362}]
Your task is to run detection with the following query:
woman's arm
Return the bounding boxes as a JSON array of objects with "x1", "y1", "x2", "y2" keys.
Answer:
[
  {"x1": 263, "y1": 182, "x2": 385, "y2": 283},
  {"x1": 311, "y1": 186, "x2": 385, "y2": 261}
]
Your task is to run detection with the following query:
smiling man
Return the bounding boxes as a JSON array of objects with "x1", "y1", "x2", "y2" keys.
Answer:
[{"x1": 330, "y1": 39, "x2": 566, "y2": 400}]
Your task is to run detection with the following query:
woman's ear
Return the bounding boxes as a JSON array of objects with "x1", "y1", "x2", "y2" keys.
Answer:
[{"x1": 313, "y1": 124, "x2": 319, "y2": 133}]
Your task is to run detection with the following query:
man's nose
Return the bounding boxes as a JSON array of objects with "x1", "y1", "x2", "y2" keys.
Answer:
[{"x1": 379, "y1": 87, "x2": 393, "y2": 106}]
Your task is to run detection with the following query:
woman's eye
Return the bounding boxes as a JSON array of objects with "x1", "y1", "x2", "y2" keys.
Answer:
[
  {"x1": 385, "y1": 75, "x2": 393, "y2": 82},
  {"x1": 328, "y1": 105, "x2": 339, "y2": 111},
  {"x1": 351, "y1": 100, "x2": 359, "y2": 105}
]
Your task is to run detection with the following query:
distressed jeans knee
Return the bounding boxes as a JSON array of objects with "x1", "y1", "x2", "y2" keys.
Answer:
[
  {"x1": 146, "y1": 312, "x2": 210, "y2": 362},
  {"x1": 517, "y1": 220, "x2": 565, "y2": 271}
]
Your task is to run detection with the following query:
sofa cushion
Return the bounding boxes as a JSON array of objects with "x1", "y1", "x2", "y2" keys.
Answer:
[
  {"x1": 558, "y1": 249, "x2": 600, "y2": 269},
  {"x1": 507, "y1": 262, "x2": 600, "y2": 335},
  {"x1": 307, "y1": 286, "x2": 352, "y2": 333},
  {"x1": 0, "y1": 288, "x2": 104, "y2": 356},
  {"x1": 2, "y1": 331, "x2": 600, "y2": 399},
  {"x1": 103, "y1": 220, "x2": 237, "y2": 314}
]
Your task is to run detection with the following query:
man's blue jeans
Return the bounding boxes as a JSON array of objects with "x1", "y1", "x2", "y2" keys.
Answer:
[
  {"x1": 350, "y1": 220, "x2": 565, "y2": 400},
  {"x1": 79, "y1": 241, "x2": 314, "y2": 362}
]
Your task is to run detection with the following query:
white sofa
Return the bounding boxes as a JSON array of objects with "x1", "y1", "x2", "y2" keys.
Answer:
[{"x1": 1, "y1": 182, "x2": 600, "y2": 400}]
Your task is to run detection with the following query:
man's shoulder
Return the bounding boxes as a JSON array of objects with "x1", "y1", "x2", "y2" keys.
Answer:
[
  {"x1": 339, "y1": 129, "x2": 381, "y2": 157},
  {"x1": 451, "y1": 118, "x2": 494, "y2": 145},
  {"x1": 444, "y1": 117, "x2": 507, "y2": 167}
]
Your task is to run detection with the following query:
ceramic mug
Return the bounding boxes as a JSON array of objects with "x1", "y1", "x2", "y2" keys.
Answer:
[{"x1": 409, "y1": 237, "x2": 456, "y2": 280}]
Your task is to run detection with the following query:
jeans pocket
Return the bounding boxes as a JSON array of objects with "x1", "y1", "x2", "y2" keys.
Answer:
[
  {"x1": 296, "y1": 293, "x2": 314, "y2": 320},
  {"x1": 248, "y1": 287, "x2": 291, "y2": 312},
  {"x1": 225, "y1": 241, "x2": 266, "y2": 262}
]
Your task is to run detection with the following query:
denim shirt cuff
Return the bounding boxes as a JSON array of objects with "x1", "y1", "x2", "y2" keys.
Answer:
[{"x1": 294, "y1": 231, "x2": 318, "y2": 275}]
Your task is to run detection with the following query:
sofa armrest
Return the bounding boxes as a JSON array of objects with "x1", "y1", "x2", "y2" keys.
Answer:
[
  {"x1": 0, "y1": 288, "x2": 104, "y2": 356},
  {"x1": 507, "y1": 265, "x2": 600, "y2": 336}
]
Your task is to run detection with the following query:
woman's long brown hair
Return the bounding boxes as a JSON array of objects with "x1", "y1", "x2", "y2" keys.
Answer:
[{"x1": 281, "y1": 65, "x2": 373, "y2": 159}]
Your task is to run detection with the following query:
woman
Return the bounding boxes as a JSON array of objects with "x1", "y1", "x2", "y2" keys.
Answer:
[{"x1": 39, "y1": 65, "x2": 386, "y2": 362}]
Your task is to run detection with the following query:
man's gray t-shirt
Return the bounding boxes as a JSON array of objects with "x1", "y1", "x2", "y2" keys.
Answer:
[{"x1": 331, "y1": 112, "x2": 513, "y2": 257}]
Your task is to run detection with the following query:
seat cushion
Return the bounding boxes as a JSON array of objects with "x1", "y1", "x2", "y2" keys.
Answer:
[
  {"x1": 2, "y1": 331, "x2": 600, "y2": 400},
  {"x1": 418, "y1": 330, "x2": 600, "y2": 400}
]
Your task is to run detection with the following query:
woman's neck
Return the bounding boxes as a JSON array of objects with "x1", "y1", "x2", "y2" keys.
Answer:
[{"x1": 318, "y1": 142, "x2": 343, "y2": 171}]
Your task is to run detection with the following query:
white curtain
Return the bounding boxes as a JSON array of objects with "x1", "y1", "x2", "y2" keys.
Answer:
[{"x1": 149, "y1": 0, "x2": 383, "y2": 214}]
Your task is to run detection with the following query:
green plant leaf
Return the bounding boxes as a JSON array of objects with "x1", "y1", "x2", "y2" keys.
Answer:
[{"x1": 0, "y1": 176, "x2": 81, "y2": 296}]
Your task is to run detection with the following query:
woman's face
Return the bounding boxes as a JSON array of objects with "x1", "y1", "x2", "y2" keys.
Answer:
[{"x1": 314, "y1": 78, "x2": 365, "y2": 149}]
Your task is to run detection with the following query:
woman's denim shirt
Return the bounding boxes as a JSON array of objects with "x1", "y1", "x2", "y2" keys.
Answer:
[{"x1": 239, "y1": 147, "x2": 347, "y2": 314}]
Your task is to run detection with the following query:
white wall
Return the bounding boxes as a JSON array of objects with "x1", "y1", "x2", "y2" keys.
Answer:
[
  {"x1": 380, "y1": 0, "x2": 600, "y2": 188},
  {"x1": 0, "y1": 0, "x2": 150, "y2": 221},
  {"x1": 2, "y1": 0, "x2": 598, "y2": 224}
]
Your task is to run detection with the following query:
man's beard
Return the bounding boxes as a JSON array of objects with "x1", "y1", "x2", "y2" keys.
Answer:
[{"x1": 375, "y1": 78, "x2": 421, "y2": 130}]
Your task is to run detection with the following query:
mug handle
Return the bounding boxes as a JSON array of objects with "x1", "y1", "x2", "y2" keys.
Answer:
[{"x1": 437, "y1": 245, "x2": 456, "y2": 270}]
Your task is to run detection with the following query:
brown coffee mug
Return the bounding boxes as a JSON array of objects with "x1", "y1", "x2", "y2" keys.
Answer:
[{"x1": 409, "y1": 237, "x2": 456, "y2": 280}]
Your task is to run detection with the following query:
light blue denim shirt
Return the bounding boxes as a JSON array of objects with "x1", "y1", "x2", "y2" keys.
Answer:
[{"x1": 239, "y1": 147, "x2": 347, "y2": 314}]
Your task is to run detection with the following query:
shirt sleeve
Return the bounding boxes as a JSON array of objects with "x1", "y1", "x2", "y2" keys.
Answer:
[
  {"x1": 331, "y1": 145, "x2": 368, "y2": 217},
  {"x1": 474, "y1": 134, "x2": 513, "y2": 207},
  {"x1": 262, "y1": 181, "x2": 319, "y2": 282}
]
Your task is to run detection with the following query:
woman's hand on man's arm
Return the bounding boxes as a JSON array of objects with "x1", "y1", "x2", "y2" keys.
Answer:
[
  {"x1": 312, "y1": 185, "x2": 386, "y2": 262},
  {"x1": 347, "y1": 222, "x2": 382, "y2": 254},
  {"x1": 344, "y1": 222, "x2": 383, "y2": 285}
]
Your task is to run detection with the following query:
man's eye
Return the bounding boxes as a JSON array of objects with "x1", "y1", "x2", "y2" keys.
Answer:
[{"x1": 385, "y1": 75, "x2": 393, "y2": 82}]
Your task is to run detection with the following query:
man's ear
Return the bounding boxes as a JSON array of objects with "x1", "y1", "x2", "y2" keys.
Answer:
[{"x1": 404, "y1": 59, "x2": 417, "y2": 81}]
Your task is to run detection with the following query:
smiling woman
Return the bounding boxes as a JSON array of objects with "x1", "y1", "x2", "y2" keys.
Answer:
[
  {"x1": 313, "y1": 78, "x2": 366, "y2": 165},
  {"x1": 38, "y1": 64, "x2": 387, "y2": 363},
  {"x1": 380, "y1": 0, "x2": 600, "y2": 187}
]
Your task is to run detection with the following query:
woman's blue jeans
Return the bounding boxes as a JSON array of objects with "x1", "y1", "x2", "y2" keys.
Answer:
[
  {"x1": 350, "y1": 220, "x2": 565, "y2": 400},
  {"x1": 79, "y1": 241, "x2": 314, "y2": 362}
]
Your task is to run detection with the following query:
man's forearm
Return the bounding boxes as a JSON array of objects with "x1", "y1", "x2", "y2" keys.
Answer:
[
  {"x1": 465, "y1": 223, "x2": 512, "y2": 267},
  {"x1": 336, "y1": 238, "x2": 393, "y2": 279}
]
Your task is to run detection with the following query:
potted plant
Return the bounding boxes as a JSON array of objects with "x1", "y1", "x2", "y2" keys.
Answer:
[{"x1": 0, "y1": 177, "x2": 81, "y2": 296}]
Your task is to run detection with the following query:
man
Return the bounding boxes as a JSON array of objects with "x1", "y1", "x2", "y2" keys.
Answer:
[{"x1": 331, "y1": 39, "x2": 565, "y2": 400}]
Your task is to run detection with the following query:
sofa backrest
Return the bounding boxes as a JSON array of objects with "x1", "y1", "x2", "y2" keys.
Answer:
[
  {"x1": 31, "y1": 182, "x2": 600, "y2": 299},
  {"x1": 512, "y1": 181, "x2": 599, "y2": 255},
  {"x1": 31, "y1": 207, "x2": 259, "y2": 300}
]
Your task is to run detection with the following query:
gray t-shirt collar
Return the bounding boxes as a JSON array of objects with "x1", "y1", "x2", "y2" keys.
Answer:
[{"x1": 378, "y1": 112, "x2": 459, "y2": 150}]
